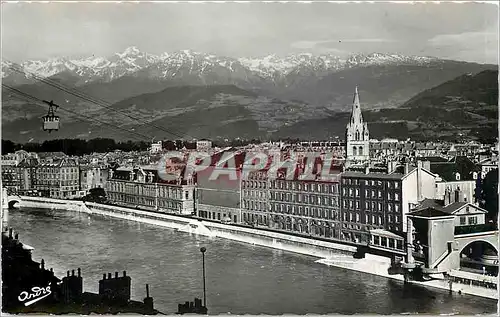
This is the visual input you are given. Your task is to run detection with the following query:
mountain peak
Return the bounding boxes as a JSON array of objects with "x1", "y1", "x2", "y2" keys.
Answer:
[{"x1": 117, "y1": 46, "x2": 142, "y2": 58}]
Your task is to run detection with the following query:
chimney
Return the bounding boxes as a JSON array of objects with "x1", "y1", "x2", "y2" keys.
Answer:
[
  {"x1": 9, "y1": 228, "x2": 12, "y2": 238},
  {"x1": 41, "y1": 259, "x2": 45, "y2": 270},
  {"x1": 72, "y1": 269, "x2": 75, "y2": 276},
  {"x1": 115, "y1": 271, "x2": 118, "y2": 278},
  {"x1": 67, "y1": 271, "x2": 70, "y2": 277},
  {"x1": 146, "y1": 284, "x2": 150, "y2": 298},
  {"x1": 454, "y1": 187, "x2": 462, "y2": 203},
  {"x1": 123, "y1": 270, "x2": 127, "y2": 277},
  {"x1": 444, "y1": 187, "x2": 451, "y2": 206},
  {"x1": 103, "y1": 273, "x2": 106, "y2": 280},
  {"x1": 108, "y1": 273, "x2": 112, "y2": 279},
  {"x1": 78, "y1": 268, "x2": 81, "y2": 277}
]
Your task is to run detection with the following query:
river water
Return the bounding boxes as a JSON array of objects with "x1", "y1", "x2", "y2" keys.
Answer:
[{"x1": 5, "y1": 207, "x2": 497, "y2": 315}]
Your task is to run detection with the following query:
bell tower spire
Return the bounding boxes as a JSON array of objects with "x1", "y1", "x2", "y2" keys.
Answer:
[{"x1": 345, "y1": 86, "x2": 370, "y2": 164}]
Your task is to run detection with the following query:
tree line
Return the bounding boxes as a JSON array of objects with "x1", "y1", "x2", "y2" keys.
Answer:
[{"x1": 1, "y1": 138, "x2": 279, "y2": 156}]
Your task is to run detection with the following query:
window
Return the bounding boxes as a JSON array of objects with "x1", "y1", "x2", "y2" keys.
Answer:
[
  {"x1": 394, "y1": 193, "x2": 399, "y2": 201},
  {"x1": 396, "y1": 240, "x2": 403, "y2": 250},
  {"x1": 460, "y1": 216, "x2": 466, "y2": 225},
  {"x1": 468, "y1": 216, "x2": 477, "y2": 225}
]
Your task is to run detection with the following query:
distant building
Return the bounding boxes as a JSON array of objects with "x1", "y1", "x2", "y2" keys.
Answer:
[
  {"x1": 150, "y1": 141, "x2": 163, "y2": 154},
  {"x1": 196, "y1": 139, "x2": 213, "y2": 152},
  {"x1": 345, "y1": 87, "x2": 370, "y2": 163}
]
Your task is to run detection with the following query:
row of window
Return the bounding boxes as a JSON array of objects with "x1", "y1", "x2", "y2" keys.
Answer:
[
  {"x1": 107, "y1": 182, "x2": 189, "y2": 200},
  {"x1": 459, "y1": 216, "x2": 478, "y2": 225},
  {"x1": 270, "y1": 192, "x2": 339, "y2": 206},
  {"x1": 242, "y1": 200, "x2": 266, "y2": 211},
  {"x1": 342, "y1": 178, "x2": 400, "y2": 189},
  {"x1": 342, "y1": 199, "x2": 401, "y2": 213},
  {"x1": 270, "y1": 181, "x2": 339, "y2": 193},
  {"x1": 242, "y1": 190, "x2": 267, "y2": 199},
  {"x1": 342, "y1": 188, "x2": 400, "y2": 200},
  {"x1": 241, "y1": 180, "x2": 267, "y2": 189},
  {"x1": 270, "y1": 203, "x2": 339, "y2": 220},
  {"x1": 371, "y1": 235, "x2": 404, "y2": 250}
]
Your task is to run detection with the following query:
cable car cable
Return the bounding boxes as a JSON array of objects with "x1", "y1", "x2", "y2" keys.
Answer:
[
  {"x1": 2, "y1": 84, "x2": 153, "y2": 140},
  {"x1": 5, "y1": 62, "x2": 191, "y2": 140}
]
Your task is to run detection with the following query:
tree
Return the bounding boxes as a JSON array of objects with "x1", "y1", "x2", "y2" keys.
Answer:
[{"x1": 480, "y1": 169, "x2": 498, "y2": 224}]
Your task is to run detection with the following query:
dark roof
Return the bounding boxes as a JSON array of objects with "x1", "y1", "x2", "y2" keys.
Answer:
[
  {"x1": 410, "y1": 207, "x2": 454, "y2": 218},
  {"x1": 441, "y1": 202, "x2": 468, "y2": 214},
  {"x1": 429, "y1": 156, "x2": 478, "y2": 181},
  {"x1": 415, "y1": 198, "x2": 445, "y2": 210},
  {"x1": 341, "y1": 171, "x2": 405, "y2": 180}
]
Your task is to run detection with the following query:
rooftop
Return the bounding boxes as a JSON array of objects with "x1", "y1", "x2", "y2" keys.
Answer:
[{"x1": 409, "y1": 207, "x2": 454, "y2": 218}]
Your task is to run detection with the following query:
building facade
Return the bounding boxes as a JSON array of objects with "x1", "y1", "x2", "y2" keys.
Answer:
[
  {"x1": 105, "y1": 166, "x2": 195, "y2": 215},
  {"x1": 241, "y1": 170, "x2": 269, "y2": 226},
  {"x1": 35, "y1": 158, "x2": 80, "y2": 198},
  {"x1": 80, "y1": 165, "x2": 109, "y2": 192},
  {"x1": 268, "y1": 176, "x2": 342, "y2": 240}
]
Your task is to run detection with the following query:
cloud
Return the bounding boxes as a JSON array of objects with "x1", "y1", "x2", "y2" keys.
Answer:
[
  {"x1": 428, "y1": 31, "x2": 498, "y2": 47},
  {"x1": 426, "y1": 29, "x2": 498, "y2": 63}
]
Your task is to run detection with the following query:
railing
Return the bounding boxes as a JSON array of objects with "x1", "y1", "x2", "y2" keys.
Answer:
[{"x1": 455, "y1": 223, "x2": 498, "y2": 235}]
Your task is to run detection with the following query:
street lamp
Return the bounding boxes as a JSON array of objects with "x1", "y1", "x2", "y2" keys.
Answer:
[{"x1": 200, "y1": 247, "x2": 207, "y2": 307}]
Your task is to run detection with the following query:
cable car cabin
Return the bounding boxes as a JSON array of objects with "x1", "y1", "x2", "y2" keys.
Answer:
[
  {"x1": 41, "y1": 100, "x2": 60, "y2": 133},
  {"x1": 42, "y1": 115, "x2": 60, "y2": 132}
]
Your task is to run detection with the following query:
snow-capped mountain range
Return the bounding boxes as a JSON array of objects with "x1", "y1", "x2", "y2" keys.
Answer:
[{"x1": 2, "y1": 46, "x2": 438, "y2": 85}]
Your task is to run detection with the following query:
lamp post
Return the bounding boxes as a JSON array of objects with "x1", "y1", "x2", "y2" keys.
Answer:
[{"x1": 200, "y1": 247, "x2": 207, "y2": 307}]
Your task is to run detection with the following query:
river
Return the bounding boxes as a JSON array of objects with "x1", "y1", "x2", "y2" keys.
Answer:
[{"x1": 5, "y1": 207, "x2": 497, "y2": 315}]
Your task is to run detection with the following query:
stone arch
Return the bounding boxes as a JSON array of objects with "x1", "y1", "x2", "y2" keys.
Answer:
[
  {"x1": 459, "y1": 239, "x2": 498, "y2": 255},
  {"x1": 8, "y1": 200, "x2": 19, "y2": 209},
  {"x1": 355, "y1": 130, "x2": 360, "y2": 141},
  {"x1": 358, "y1": 146, "x2": 363, "y2": 156},
  {"x1": 353, "y1": 146, "x2": 357, "y2": 156}
]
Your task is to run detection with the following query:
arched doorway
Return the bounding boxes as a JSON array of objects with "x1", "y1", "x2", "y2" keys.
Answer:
[{"x1": 459, "y1": 240, "x2": 498, "y2": 276}]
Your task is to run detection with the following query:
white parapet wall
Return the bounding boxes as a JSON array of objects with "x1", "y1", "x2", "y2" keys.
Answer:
[{"x1": 13, "y1": 196, "x2": 498, "y2": 300}]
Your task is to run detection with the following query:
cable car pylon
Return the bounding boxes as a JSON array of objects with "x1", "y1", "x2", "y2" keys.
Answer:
[{"x1": 42, "y1": 100, "x2": 60, "y2": 133}]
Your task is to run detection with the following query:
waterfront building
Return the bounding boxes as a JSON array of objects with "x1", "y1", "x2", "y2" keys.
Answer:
[
  {"x1": 2, "y1": 164, "x2": 20, "y2": 193},
  {"x1": 345, "y1": 87, "x2": 370, "y2": 164},
  {"x1": 79, "y1": 164, "x2": 109, "y2": 193},
  {"x1": 403, "y1": 201, "x2": 498, "y2": 284},
  {"x1": 17, "y1": 156, "x2": 40, "y2": 193},
  {"x1": 268, "y1": 174, "x2": 342, "y2": 240},
  {"x1": 241, "y1": 170, "x2": 270, "y2": 227},
  {"x1": 105, "y1": 165, "x2": 195, "y2": 215},
  {"x1": 195, "y1": 149, "x2": 246, "y2": 223},
  {"x1": 340, "y1": 161, "x2": 437, "y2": 244},
  {"x1": 34, "y1": 158, "x2": 80, "y2": 199}
]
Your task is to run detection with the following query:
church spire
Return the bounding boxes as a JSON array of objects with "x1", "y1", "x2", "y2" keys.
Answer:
[
  {"x1": 353, "y1": 86, "x2": 360, "y2": 106},
  {"x1": 350, "y1": 86, "x2": 363, "y2": 124}
]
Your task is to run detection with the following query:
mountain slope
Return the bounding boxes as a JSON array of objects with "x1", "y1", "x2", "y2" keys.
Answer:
[
  {"x1": 275, "y1": 70, "x2": 498, "y2": 142},
  {"x1": 402, "y1": 69, "x2": 498, "y2": 109}
]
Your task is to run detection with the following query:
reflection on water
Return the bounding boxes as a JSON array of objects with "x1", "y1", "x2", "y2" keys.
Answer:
[{"x1": 5, "y1": 207, "x2": 497, "y2": 315}]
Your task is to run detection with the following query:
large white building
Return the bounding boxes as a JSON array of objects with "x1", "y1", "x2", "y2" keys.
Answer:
[{"x1": 345, "y1": 87, "x2": 370, "y2": 163}]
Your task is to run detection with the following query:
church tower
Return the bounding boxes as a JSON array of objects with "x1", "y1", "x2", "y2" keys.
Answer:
[{"x1": 345, "y1": 86, "x2": 370, "y2": 162}]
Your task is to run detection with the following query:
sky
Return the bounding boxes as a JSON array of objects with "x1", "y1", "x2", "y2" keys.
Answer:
[{"x1": 2, "y1": 2, "x2": 498, "y2": 64}]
